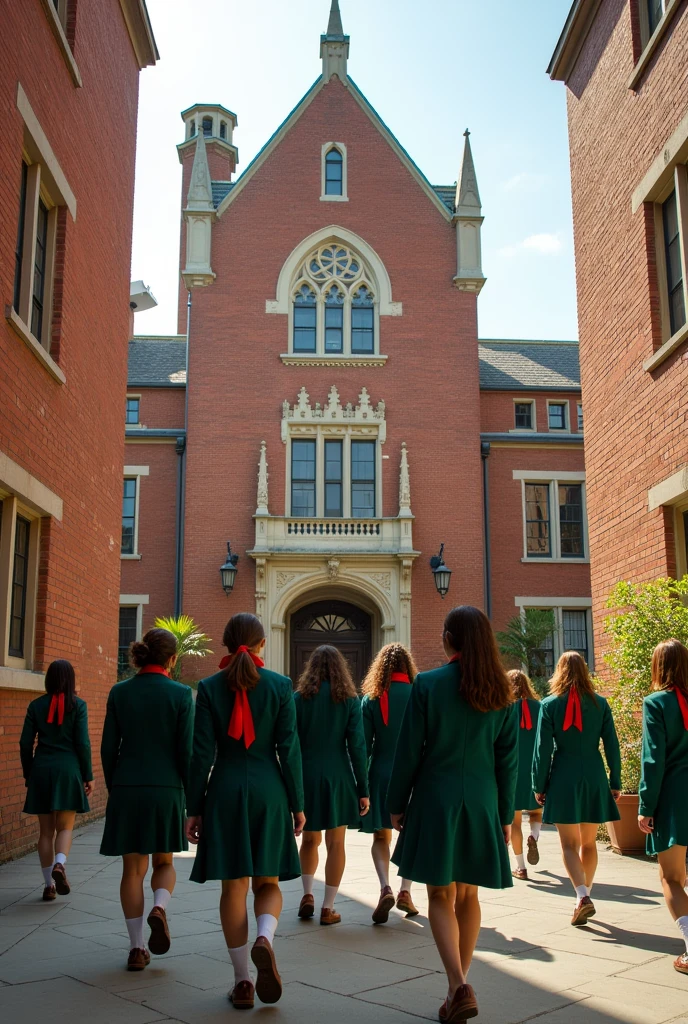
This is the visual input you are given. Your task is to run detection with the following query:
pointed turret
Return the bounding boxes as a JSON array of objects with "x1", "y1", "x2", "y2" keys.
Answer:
[
  {"x1": 453, "y1": 130, "x2": 486, "y2": 295},
  {"x1": 181, "y1": 119, "x2": 216, "y2": 289},
  {"x1": 321, "y1": 0, "x2": 349, "y2": 82},
  {"x1": 186, "y1": 127, "x2": 214, "y2": 212}
]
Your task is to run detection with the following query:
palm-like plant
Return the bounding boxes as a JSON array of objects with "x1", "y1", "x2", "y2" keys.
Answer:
[
  {"x1": 496, "y1": 608, "x2": 556, "y2": 694},
  {"x1": 154, "y1": 615, "x2": 213, "y2": 684}
]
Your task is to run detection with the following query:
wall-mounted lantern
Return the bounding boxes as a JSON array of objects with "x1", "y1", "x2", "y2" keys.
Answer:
[
  {"x1": 220, "y1": 542, "x2": 239, "y2": 595},
  {"x1": 430, "y1": 543, "x2": 452, "y2": 599}
]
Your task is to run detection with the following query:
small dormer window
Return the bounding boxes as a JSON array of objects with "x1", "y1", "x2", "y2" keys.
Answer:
[
  {"x1": 220, "y1": 120, "x2": 227, "y2": 140},
  {"x1": 325, "y1": 148, "x2": 343, "y2": 195},
  {"x1": 202, "y1": 117, "x2": 213, "y2": 137}
]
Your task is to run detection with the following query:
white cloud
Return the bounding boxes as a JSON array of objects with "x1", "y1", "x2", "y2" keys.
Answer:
[
  {"x1": 498, "y1": 233, "x2": 563, "y2": 259},
  {"x1": 501, "y1": 172, "x2": 548, "y2": 193}
]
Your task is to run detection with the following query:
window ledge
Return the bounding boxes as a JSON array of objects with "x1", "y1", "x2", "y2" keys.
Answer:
[
  {"x1": 120, "y1": 553, "x2": 142, "y2": 560},
  {"x1": 6, "y1": 308, "x2": 66, "y2": 384},
  {"x1": 38, "y1": 0, "x2": 82, "y2": 87},
  {"x1": 643, "y1": 321, "x2": 688, "y2": 372},
  {"x1": 522, "y1": 557, "x2": 590, "y2": 564},
  {"x1": 628, "y1": 0, "x2": 682, "y2": 90},
  {"x1": 320, "y1": 195, "x2": 349, "y2": 202},
  {"x1": 0, "y1": 666, "x2": 45, "y2": 692},
  {"x1": 280, "y1": 354, "x2": 388, "y2": 368}
]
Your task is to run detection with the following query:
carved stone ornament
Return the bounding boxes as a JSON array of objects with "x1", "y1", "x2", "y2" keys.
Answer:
[
  {"x1": 369, "y1": 572, "x2": 392, "y2": 592},
  {"x1": 256, "y1": 441, "x2": 269, "y2": 515},
  {"x1": 281, "y1": 386, "x2": 386, "y2": 442},
  {"x1": 326, "y1": 558, "x2": 341, "y2": 580},
  {"x1": 276, "y1": 571, "x2": 301, "y2": 591}
]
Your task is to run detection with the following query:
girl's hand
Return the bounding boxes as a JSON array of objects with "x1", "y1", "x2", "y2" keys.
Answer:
[
  {"x1": 502, "y1": 825, "x2": 512, "y2": 846},
  {"x1": 186, "y1": 815, "x2": 202, "y2": 844},
  {"x1": 535, "y1": 792, "x2": 546, "y2": 806},
  {"x1": 638, "y1": 815, "x2": 654, "y2": 834},
  {"x1": 359, "y1": 797, "x2": 370, "y2": 817},
  {"x1": 84, "y1": 780, "x2": 94, "y2": 797},
  {"x1": 293, "y1": 811, "x2": 306, "y2": 837},
  {"x1": 390, "y1": 812, "x2": 404, "y2": 832},
  {"x1": 611, "y1": 789, "x2": 621, "y2": 802}
]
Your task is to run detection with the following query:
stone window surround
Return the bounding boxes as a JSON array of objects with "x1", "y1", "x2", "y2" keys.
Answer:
[
  {"x1": 0, "y1": 452, "x2": 63, "y2": 691},
  {"x1": 510, "y1": 398, "x2": 537, "y2": 433},
  {"x1": 647, "y1": 466, "x2": 688, "y2": 578},
  {"x1": 629, "y1": 0, "x2": 683, "y2": 90},
  {"x1": 126, "y1": 393, "x2": 142, "y2": 427},
  {"x1": 547, "y1": 399, "x2": 570, "y2": 432},
  {"x1": 119, "y1": 594, "x2": 149, "y2": 644},
  {"x1": 513, "y1": 469, "x2": 589, "y2": 564},
  {"x1": 320, "y1": 142, "x2": 348, "y2": 202},
  {"x1": 514, "y1": 596, "x2": 594, "y2": 670},
  {"x1": 38, "y1": 0, "x2": 82, "y2": 87},
  {"x1": 121, "y1": 465, "x2": 149, "y2": 560}
]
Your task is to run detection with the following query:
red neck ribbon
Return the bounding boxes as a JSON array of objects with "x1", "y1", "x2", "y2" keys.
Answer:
[
  {"x1": 449, "y1": 653, "x2": 462, "y2": 664},
  {"x1": 47, "y1": 693, "x2": 65, "y2": 725},
  {"x1": 137, "y1": 665, "x2": 169, "y2": 677},
  {"x1": 520, "y1": 698, "x2": 533, "y2": 731},
  {"x1": 673, "y1": 687, "x2": 688, "y2": 730},
  {"x1": 380, "y1": 673, "x2": 412, "y2": 726},
  {"x1": 563, "y1": 688, "x2": 583, "y2": 731},
  {"x1": 222, "y1": 646, "x2": 264, "y2": 749}
]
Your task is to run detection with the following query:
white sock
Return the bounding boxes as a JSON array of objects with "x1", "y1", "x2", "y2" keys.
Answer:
[
  {"x1": 373, "y1": 860, "x2": 389, "y2": 888},
  {"x1": 575, "y1": 884, "x2": 590, "y2": 902},
  {"x1": 322, "y1": 884, "x2": 338, "y2": 910},
  {"x1": 515, "y1": 853, "x2": 526, "y2": 870},
  {"x1": 256, "y1": 913, "x2": 278, "y2": 945},
  {"x1": 54, "y1": 852, "x2": 67, "y2": 867},
  {"x1": 125, "y1": 916, "x2": 145, "y2": 950},
  {"x1": 530, "y1": 822, "x2": 541, "y2": 841},
  {"x1": 42, "y1": 866, "x2": 53, "y2": 887},
  {"x1": 301, "y1": 873, "x2": 314, "y2": 896},
  {"x1": 228, "y1": 943, "x2": 251, "y2": 984},
  {"x1": 153, "y1": 887, "x2": 171, "y2": 910},
  {"x1": 677, "y1": 915, "x2": 688, "y2": 952},
  {"x1": 400, "y1": 879, "x2": 413, "y2": 892}
]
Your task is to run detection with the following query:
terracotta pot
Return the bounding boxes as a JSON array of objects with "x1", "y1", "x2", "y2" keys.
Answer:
[{"x1": 607, "y1": 793, "x2": 646, "y2": 855}]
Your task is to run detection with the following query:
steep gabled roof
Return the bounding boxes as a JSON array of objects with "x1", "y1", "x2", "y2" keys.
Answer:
[{"x1": 479, "y1": 340, "x2": 580, "y2": 391}]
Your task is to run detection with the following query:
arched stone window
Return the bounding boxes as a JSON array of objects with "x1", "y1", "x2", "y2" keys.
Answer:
[
  {"x1": 202, "y1": 116, "x2": 213, "y2": 137},
  {"x1": 293, "y1": 284, "x2": 317, "y2": 353},
  {"x1": 321, "y1": 143, "x2": 348, "y2": 201}
]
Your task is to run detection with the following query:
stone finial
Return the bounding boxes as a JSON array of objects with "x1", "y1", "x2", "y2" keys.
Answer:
[
  {"x1": 453, "y1": 129, "x2": 486, "y2": 295},
  {"x1": 321, "y1": 0, "x2": 349, "y2": 81},
  {"x1": 399, "y1": 442, "x2": 412, "y2": 518},
  {"x1": 455, "y1": 129, "x2": 482, "y2": 217},
  {"x1": 256, "y1": 441, "x2": 269, "y2": 516},
  {"x1": 186, "y1": 127, "x2": 214, "y2": 212}
]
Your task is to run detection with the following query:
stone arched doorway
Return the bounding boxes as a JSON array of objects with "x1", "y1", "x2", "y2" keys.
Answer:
[{"x1": 289, "y1": 599, "x2": 372, "y2": 686}]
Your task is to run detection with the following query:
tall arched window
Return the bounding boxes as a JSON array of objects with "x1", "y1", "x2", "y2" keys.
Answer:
[
  {"x1": 325, "y1": 286, "x2": 344, "y2": 353},
  {"x1": 202, "y1": 117, "x2": 213, "y2": 137},
  {"x1": 293, "y1": 285, "x2": 317, "y2": 353},
  {"x1": 352, "y1": 286, "x2": 374, "y2": 354},
  {"x1": 325, "y1": 148, "x2": 343, "y2": 196}
]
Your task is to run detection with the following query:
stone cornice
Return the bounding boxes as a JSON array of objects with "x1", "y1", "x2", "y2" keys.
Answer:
[
  {"x1": 280, "y1": 354, "x2": 388, "y2": 368},
  {"x1": 547, "y1": 0, "x2": 602, "y2": 83},
  {"x1": 118, "y1": 0, "x2": 159, "y2": 69}
]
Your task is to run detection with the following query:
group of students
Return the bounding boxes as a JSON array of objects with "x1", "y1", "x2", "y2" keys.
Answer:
[{"x1": 19, "y1": 606, "x2": 688, "y2": 1023}]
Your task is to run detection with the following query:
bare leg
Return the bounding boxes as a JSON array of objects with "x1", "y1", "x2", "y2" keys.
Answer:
[
  {"x1": 299, "y1": 831, "x2": 321, "y2": 877},
  {"x1": 220, "y1": 878, "x2": 250, "y2": 948},
  {"x1": 556, "y1": 823, "x2": 587, "y2": 891},
  {"x1": 511, "y1": 810, "x2": 523, "y2": 857},
  {"x1": 54, "y1": 810, "x2": 76, "y2": 859},
  {"x1": 658, "y1": 845, "x2": 688, "y2": 921},
  {"x1": 455, "y1": 884, "x2": 481, "y2": 974},
  {"x1": 579, "y1": 823, "x2": 599, "y2": 891},
  {"x1": 371, "y1": 829, "x2": 392, "y2": 888},
  {"x1": 324, "y1": 826, "x2": 347, "y2": 887},
  {"x1": 252, "y1": 876, "x2": 283, "y2": 920},
  {"x1": 37, "y1": 813, "x2": 56, "y2": 869},
  {"x1": 151, "y1": 852, "x2": 176, "y2": 895},
  {"x1": 427, "y1": 883, "x2": 466, "y2": 1000},
  {"x1": 121, "y1": 853, "x2": 149, "y2": 919}
]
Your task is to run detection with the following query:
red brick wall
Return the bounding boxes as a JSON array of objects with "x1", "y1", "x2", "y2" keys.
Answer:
[
  {"x1": 129, "y1": 387, "x2": 185, "y2": 431},
  {"x1": 481, "y1": 391, "x2": 582, "y2": 434},
  {"x1": 563, "y1": 2, "x2": 688, "y2": 670},
  {"x1": 0, "y1": 0, "x2": 144, "y2": 859}
]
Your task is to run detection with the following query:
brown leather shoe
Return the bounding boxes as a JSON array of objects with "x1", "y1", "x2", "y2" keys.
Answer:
[
  {"x1": 571, "y1": 895, "x2": 596, "y2": 926},
  {"x1": 372, "y1": 886, "x2": 395, "y2": 924},
  {"x1": 127, "y1": 947, "x2": 151, "y2": 972},
  {"x1": 445, "y1": 984, "x2": 478, "y2": 1022},
  {"x1": 229, "y1": 979, "x2": 255, "y2": 1008},
  {"x1": 298, "y1": 893, "x2": 315, "y2": 919},
  {"x1": 674, "y1": 952, "x2": 688, "y2": 974},
  {"x1": 51, "y1": 863, "x2": 70, "y2": 896},
  {"x1": 42, "y1": 885, "x2": 56, "y2": 901},
  {"x1": 512, "y1": 867, "x2": 528, "y2": 881},
  {"x1": 147, "y1": 905, "x2": 171, "y2": 955},
  {"x1": 527, "y1": 835, "x2": 540, "y2": 865},
  {"x1": 396, "y1": 889, "x2": 419, "y2": 916},
  {"x1": 251, "y1": 936, "x2": 282, "y2": 1004},
  {"x1": 320, "y1": 907, "x2": 341, "y2": 926}
]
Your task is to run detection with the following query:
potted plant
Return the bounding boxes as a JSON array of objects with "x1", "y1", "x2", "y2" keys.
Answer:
[
  {"x1": 154, "y1": 614, "x2": 213, "y2": 688},
  {"x1": 604, "y1": 576, "x2": 688, "y2": 854}
]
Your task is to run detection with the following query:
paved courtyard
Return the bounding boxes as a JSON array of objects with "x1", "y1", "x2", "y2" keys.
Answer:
[{"x1": 0, "y1": 823, "x2": 687, "y2": 1023}]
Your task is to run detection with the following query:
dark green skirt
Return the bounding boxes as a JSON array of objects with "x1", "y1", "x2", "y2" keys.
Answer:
[
  {"x1": 24, "y1": 764, "x2": 89, "y2": 815},
  {"x1": 100, "y1": 786, "x2": 187, "y2": 856},
  {"x1": 303, "y1": 765, "x2": 360, "y2": 832},
  {"x1": 543, "y1": 753, "x2": 621, "y2": 825},
  {"x1": 358, "y1": 761, "x2": 392, "y2": 833}
]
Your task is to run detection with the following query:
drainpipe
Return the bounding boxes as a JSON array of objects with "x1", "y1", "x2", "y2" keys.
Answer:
[
  {"x1": 174, "y1": 291, "x2": 191, "y2": 616},
  {"x1": 481, "y1": 441, "x2": 492, "y2": 620}
]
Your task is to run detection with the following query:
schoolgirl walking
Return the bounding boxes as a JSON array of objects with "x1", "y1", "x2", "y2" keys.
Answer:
[
  {"x1": 20, "y1": 660, "x2": 94, "y2": 900},
  {"x1": 508, "y1": 669, "x2": 543, "y2": 880}
]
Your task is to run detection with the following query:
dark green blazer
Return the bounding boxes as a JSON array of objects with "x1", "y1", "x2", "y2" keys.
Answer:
[
  {"x1": 101, "y1": 671, "x2": 194, "y2": 792},
  {"x1": 20, "y1": 694, "x2": 92, "y2": 781}
]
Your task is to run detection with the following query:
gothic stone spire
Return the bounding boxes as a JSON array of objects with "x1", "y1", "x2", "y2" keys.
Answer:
[
  {"x1": 455, "y1": 129, "x2": 482, "y2": 217},
  {"x1": 321, "y1": 0, "x2": 349, "y2": 81}
]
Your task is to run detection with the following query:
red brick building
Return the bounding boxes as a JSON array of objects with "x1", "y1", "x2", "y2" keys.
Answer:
[
  {"x1": 549, "y1": 0, "x2": 688, "y2": 666},
  {"x1": 0, "y1": 0, "x2": 157, "y2": 861},
  {"x1": 122, "y1": 2, "x2": 591, "y2": 683}
]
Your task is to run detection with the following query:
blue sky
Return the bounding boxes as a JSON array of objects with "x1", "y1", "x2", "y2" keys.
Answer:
[{"x1": 131, "y1": 0, "x2": 577, "y2": 340}]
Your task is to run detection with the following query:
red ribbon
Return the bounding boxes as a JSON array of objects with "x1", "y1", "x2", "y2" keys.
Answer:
[
  {"x1": 449, "y1": 653, "x2": 462, "y2": 664},
  {"x1": 47, "y1": 693, "x2": 65, "y2": 725},
  {"x1": 520, "y1": 698, "x2": 533, "y2": 731},
  {"x1": 137, "y1": 665, "x2": 169, "y2": 677},
  {"x1": 380, "y1": 673, "x2": 411, "y2": 726},
  {"x1": 563, "y1": 688, "x2": 583, "y2": 731},
  {"x1": 673, "y1": 687, "x2": 688, "y2": 730},
  {"x1": 222, "y1": 647, "x2": 264, "y2": 749}
]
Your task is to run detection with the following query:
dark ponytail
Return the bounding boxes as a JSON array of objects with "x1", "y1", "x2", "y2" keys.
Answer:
[
  {"x1": 45, "y1": 659, "x2": 76, "y2": 714},
  {"x1": 130, "y1": 627, "x2": 177, "y2": 669},
  {"x1": 222, "y1": 613, "x2": 265, "y2": 692}
]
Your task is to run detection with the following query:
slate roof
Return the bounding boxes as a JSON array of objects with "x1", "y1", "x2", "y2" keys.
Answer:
[
  {"x1": 479, "y1": 340, "x2": 580, "y2": 391},
  {"x1": 128, "y1": 337, "x2": 187, "y2": 386},
  {"x1": 212, "y1": 181, "x2": 234, "y2": 208},
  {"x1": 433, "y1": 185, "x2": 455, "y2": 214}
]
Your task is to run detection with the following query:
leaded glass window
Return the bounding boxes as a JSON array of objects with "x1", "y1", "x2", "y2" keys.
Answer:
[
  {"x1": 325, "y1": 148, "x2": 343, "y2": 195},
  {"x1": 31, "y1": 199, "x2": 49, "y2": 343},
  {"x1": 9, "y1": 516, "x2": 30, "y2": 658},
  {"x1": 126, "y1": 398, "x2": 140, "y2": 424},
  {"x1": 121, "y1": 479, "x2": 137, "y2": 554},
  {"x1": 293, "y1": 284, "x2": 317, "y2": 353},
  {"x1": 563, "y1": 610, "x2": 589, "y2": 663},
  {"x1": 325, "y1": 287, "x2": 344, "y2": 353},
  {"x1": 515, "y1": 402, "x2": 533, "y2": 430},
  {"x1": 352, "y1": 286, "x2": 374, "y2": 354},
  {"x1": 325, "y1": 440, "x2": 343, "y2": 516},
  {"x1": 118, "y1": 607, "x2": 138, "y2": 676},
  {"x1": 548, "y1": 403, "x2": 567, "y2": 430},
  {"x1": 663, "y1": 190, "x2": 686, "y2": 337},
  {"x1": 13, "y1": 162, "x2": 28, "y2": 314}
]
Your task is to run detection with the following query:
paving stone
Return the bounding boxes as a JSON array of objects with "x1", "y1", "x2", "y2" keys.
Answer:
[{"x1": 0, "y1": 975, "x2": 167, "y2": 1023}]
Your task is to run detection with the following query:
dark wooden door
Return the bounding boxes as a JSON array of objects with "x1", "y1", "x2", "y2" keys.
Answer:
[{"x1": 290, "y1": 600, "x2": 372, "y2": 687}]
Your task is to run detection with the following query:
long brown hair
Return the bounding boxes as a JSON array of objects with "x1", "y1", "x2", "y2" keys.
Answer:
[
  {"x1": 549, "y1": 651, "x2": 597, "y2": 701},
  {"x1": 444, "y1": 606, "x2": 513, "y2": 712},
  {"x1": 45, "y1": 660, "x2": 76, "y2": 714},
  {"x1": 652, "y1": 639, "x2": 688, "y2": 694},
  {"x1": 508, "y1": 669, "x2": 539, "y2": 702},
  {"x1": 362, "y1": 643, "x2": 418, "y2": 700},
  {"x1": 297, "y1": 645, "x2": 357, "y2": 703},
  {"x1": 130, "y1": 628, "x2": 177, "y2": 669},
  {"x1": 223, "y1": 613, "x2": 265, "y2": 692}
]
